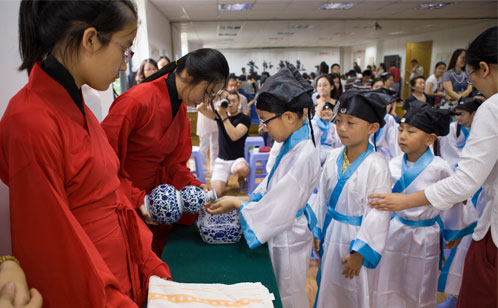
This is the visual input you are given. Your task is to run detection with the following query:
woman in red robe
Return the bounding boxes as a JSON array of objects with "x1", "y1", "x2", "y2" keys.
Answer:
[
  {"x1": 101, "y1": 48, "x2": 229, "y2": 256},
  {"x1": 0, "y1": 1, "x2": 170, "y2": 307}
]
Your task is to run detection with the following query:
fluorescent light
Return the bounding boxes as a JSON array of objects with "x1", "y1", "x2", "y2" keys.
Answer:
[
  {"x1": 389, "y1": 31, "x2": 404, "y2": 35},
  {"x1": 218, "y1": 3, "x2": 253, "y2": 11},
  {"x1": 289, "y1": 24, "x2": 312, "y2": 29},
  {"x1": 319, "y1": 2, "x2": 357, "y2": 10},
  {"x1": 417, "y1": 3, "x2": 454, "y2": 10}
]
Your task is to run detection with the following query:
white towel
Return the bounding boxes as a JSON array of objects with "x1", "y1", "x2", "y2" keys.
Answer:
[{"x1": 148, "y1": 276, "x2": 275, "y2": 308}]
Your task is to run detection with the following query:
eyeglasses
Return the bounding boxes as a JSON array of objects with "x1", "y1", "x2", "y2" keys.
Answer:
[
  {"x1": 259, "y1": 113, "x2": 282, "y2": 127},
  {"x1": 98, "y1": 32, "x2": 134, "y2": 63},
  {"x1": 467, "y1": 68, "x2": 477, "y2": 77}
]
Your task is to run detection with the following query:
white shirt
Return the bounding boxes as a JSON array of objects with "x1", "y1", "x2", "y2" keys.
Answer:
[
  {"x1": 425, "y1": 93, "x2": 498, "y2": 246},
  {"x1": 426, "y1": 74, "x2": 439, "y2": 93}
]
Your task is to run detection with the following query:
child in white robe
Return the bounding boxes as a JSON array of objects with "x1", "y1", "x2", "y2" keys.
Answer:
[
  {"x1": 311, "y1": 102, "x2": 342, "y2": 165},
  {"x1": 373, "y1": 101, "x2": 478, "y2": 308},
  {"x1": 312, "y1": 90, "x2": 395, "y2": 308},
  {"x1": 206, "y1": 64, "x2": 321, "y2": 308}
]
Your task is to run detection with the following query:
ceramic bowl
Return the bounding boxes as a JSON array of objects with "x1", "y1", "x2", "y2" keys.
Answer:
[
  {"x1": 146, "y1": 184, "x2": 182, "y2": 225},
  {"x1": 197, "y1": 209, "x2": 242, "y2": 244}
]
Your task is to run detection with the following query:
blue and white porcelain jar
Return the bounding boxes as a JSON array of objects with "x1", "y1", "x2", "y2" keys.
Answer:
[{"x1": 197, "y1": 209, "x2": 242, "y2": 244}]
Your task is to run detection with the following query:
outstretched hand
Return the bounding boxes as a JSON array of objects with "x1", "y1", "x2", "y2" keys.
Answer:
[
  {"x1": 368, "y1": 193, "x2": 409, "y2": 211},
  {"x1": 205, "y1": 196, "x2": 243, "y2": 214}
]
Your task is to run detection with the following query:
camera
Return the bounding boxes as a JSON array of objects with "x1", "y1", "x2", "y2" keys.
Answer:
[{"x1": 220, "y1": 99, "x2": 229, "y2": 108}]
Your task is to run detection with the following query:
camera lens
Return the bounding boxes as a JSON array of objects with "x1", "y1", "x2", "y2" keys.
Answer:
[{"x1": 220, "y1": 99, "x2": 229, "y2": 108}]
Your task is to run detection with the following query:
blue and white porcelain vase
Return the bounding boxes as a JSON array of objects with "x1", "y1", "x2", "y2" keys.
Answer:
[
  {"x1": 197, "y1": 209, "x2": 242, "y2": 244},
  {"x1": 145, "y1": 184, "x2": 217, "y2": 225}
]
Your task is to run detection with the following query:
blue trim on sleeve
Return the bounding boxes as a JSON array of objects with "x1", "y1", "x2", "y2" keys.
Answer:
[
  {"x1": 350, "y1": 238, "x2": 382, "y2": 269},
  {"x1": 239, "y1": 202, "x2": 262, "y2": 249},
  {"x1": 443, "y1": 221, "x2": 477, "y2": 241},
  {"x1": 248, "y1": 192, "x2": 263, "y2": 202}
]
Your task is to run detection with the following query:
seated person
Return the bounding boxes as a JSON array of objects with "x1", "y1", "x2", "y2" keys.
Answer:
[
  {"x1": 403, "y1": 76, "x2": 434, "y2": 114},
  {"x1": 197, "y1": 91, "x2": 251, "y2": 196}
]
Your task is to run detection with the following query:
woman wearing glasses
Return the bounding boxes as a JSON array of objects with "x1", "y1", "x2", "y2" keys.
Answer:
[
  {"x1": 101, "y1": 48, "x2": 229, "y2": 256},
  {"x1": 0, "y1": 1, "x2": 171, "y2": 307}
]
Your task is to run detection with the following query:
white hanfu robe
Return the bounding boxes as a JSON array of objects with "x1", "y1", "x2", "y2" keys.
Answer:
[
  {"x1": 313, "y1": 145, "x2": 392, "y2": 308},
  {"x1": 373, "y1": 151, "x2": 478, "y2": 308},
  {"x1": 239, "y1": 124, "x2": 320, "y2": 308},
  {"x1": 439, "y1": 121, "x2": 468, "y2": 169},
  {"x1": 369, "y1": 114, "x2": 401, "y2": 162},
  {"x1": 311, "y1": 116, "x2": 342, "y2": 165}
]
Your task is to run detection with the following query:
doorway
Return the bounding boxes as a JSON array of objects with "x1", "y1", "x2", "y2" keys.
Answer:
[{"x1": 403, "y1": 41, "x2": 433, "y2": 100}]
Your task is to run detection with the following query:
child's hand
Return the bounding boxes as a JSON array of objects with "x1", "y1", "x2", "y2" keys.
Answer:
[
  {"x1": 445, "y1": 238, "x2": 462, "y2": 249},
  {"x1": 341, "y1": 252, "x2": 363, "y2": 279},
  {"x1": 205, "y1": 196, "x2": 242, "y2": 214}
]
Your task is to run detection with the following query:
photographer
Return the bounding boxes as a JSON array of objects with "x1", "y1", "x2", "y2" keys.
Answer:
[{"x1": 197, "y1": 91, "x2": 251, "y2": 196}]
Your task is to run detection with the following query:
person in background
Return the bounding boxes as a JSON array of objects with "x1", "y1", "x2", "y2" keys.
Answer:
[
  {"x1": 377, "y1": 63, "x2": 387, "y2": 76},
  {"x1": 102, "y1": 48, "x2": 229, "y2": 257},
  {"x1": 135, "y1": 58, "x2": 158, "y2": 84},
  {"x1": 313, "y1": 62, "x2": 330, "y2": 88},
  {"x1": 409, "y1": 59, "x2": 424, "y2": 81},
  {"x1": 353, "y1": 70, "x2": 373, "y2": 91},
  {"x1": 388, "y1": 62, "x2": 401, "y2": 95},
  {"x1": 371, "y1": 77, "x2": 384, "y2": 90},
  {"x1": 368, "y1": 26, "x2": 498, "y2": 308},
  {"x1": 330, "y1": 72, "x2": 344, "y2": 100},
  {"x1": 157, "y1": 55, "x2": 171, "y2": 70},
  {"x1": 226, "y1": 74, "x2": 250, "y2": 115},
  {"x1": 425, "y1": 61, "x2": 447, "y2": 108},
  {"x1": 403, "y1": 76, "x2": 434, "y2": 114},
  {"x1": 331, "y1": 63, "x2": 341, "y2": 75},
  {"x1": 441, "y1": 49, "x2": 473, "y2": 110},
  {"x1": 0, "y1": 1, "x2": 171, "y2": 306},
  {"x1": 353, "y1": 61, "x2": 362, "y2": 75},
  {"x1": 344, "y1": 69, "x2": 358, "y2": 91},
  {"x1": 314, "y1": 74, "x2": 337, "y2": 114}
]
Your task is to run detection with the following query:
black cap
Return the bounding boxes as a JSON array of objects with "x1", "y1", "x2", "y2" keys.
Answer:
[
  {"x1": 371, "y1": 87, "x2": 402, "y2": 102},
  {"x1": 337, "y1": 90, "x2": 394, "y2": 127},
  {"x1": 401, "y1": 101, "x2": 452, "y2": 136},
  {"x1": 323, "y1": 102, "x2": 334, "y2": 110},
  {"x1": 256, "y1": 63, "x2": 314, "y2": 109},
  {"x1": 455, "y1": 97, "x2": 484, "y2": 113}
]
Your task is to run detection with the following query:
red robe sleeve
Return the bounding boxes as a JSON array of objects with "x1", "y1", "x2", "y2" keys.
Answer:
[
  {"x1": 0, "y1": 113, "x2": 138, "y2": 308},
  {"x1": 163, "y1": 107, "x2": 203, "y2": 190},
  {"x1": 102, "y1": 98, "x2": 147, "y2": 209}
]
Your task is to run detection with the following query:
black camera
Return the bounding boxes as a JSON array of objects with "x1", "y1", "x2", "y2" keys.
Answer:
[{"x1": 220, "y1": 99, "x2": 229, "y2": 108}]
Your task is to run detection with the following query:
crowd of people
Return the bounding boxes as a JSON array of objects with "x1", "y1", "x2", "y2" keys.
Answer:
[{"x1": 0, "y1": 1, "x2": 496, "y2": 308}]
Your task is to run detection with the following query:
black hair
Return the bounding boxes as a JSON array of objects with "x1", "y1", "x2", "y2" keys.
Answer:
[
  {"x1": 379, "y1": 63, "x2": 386, "y2": 71},
  {"x1": 239, "y1": 75, "x2": 247, "y2": 81},
  {"x1": 331, "y1": 63, "x2": 340, "y2": 69},
  {"x1": 158, "y1": 55, "x2": 171, "y2": 63},
  {"x1": 19, "y1": 0, "x2": 137, "y2": 74},
  {"x1": 410, "y1": 75, "x2": 425, "y2": 88},
  {"x1": 466, "y1": 26, "x2": 498, "y2": 70},
  {"x1": 448, "y1": 49, "x2": 466, "y2": 71},
  {"x1": 329, "y1": 73, "x2": 343, "y2": 99},
  {"x1": 302, "y1": 73, "x2": 309, "y2": 79},
  {"x1": 435, "y1": 61, "x2": 446, "y2": 69},
  {"x1": 136, "y1": 58, "x2": 158, "y2": 84},
  {"x1": 143, "y1": 48, "x2": 229, "y2": 89},
  {"x1": 371, "y1": 77, "x2": 384, "y2": 88},
  {"x1": 319, "y1": 61, "x2": 329, "y2": 74},
  {"x1": 367, "y1": 65, "x2": 372, "y2": 70},
  {"x1": 410, "y1": 59, "x2": 418, "y2": 64},
  {"x1": 227, "y1": 90, "x2": 239, "y2": 101},
  {"x1": 348, "y1": 69, "x2": 357, "y2": 78},
  {"x1": 256, "y1": 93, "x2": 316, "y2": 146},
  {"x1": 310, "y1": 72, "x2": 316, "y2": 79},
  {"x1": 362, "y1": 70, "x2": 372, "y2": 77},
  {"x1": 382, "y1": 73, "x2": 393, "y2": 81}
]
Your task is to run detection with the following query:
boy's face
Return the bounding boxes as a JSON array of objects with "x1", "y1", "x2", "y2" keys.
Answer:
[
  {"x1": 227, "y1": 94, "x2": 240, "y2": 114},
  {"x1": 455, "y1": 109, "x2": 474, "y2": 128},
  {"x1": 398, "y1": 123, "x2": 435, "y2": 156},
  {"x1": 336, "y1": 113, "x2": 378, "y2": 147},
  {"x1": 320, "y1": 108, "x2": 334, "y2": 122}
]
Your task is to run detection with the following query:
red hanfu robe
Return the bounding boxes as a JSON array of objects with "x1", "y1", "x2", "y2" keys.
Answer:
[
  {"x1": 101, "y1": 73, "x2": 202, "y2": 256},
  {"x1": 0, "y1": 63, "x2": 171, "y2": 308}
]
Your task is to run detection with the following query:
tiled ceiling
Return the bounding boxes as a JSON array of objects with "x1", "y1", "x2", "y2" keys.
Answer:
[{"x1": 151, "y1": 0, "x2": 497, "y2": 48}]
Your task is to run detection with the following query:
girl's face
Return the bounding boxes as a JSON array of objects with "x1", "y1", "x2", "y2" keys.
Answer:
[
  {"x1": 371, "y1": 80, "x2": 384, "y2": 90},
  {"x1": 456, "y1": 51, "x2": 466, "y2": 70},
  {"x1": 184, "y1": 80, "x2": 225, "y2": 106},
  {"x1": 435, "y1": 64, "x2": 446, "y2": 77},
  {"x1": 143, "y1": 62, "x2": 158, "y2": 78},
  {"x1": 333, "y1": 77, "x2": 341, "y2": 91},
  {"x1": 82, "y1": 21, "x2": 138, "y2": 91},
  {"x1": 317, "y1": 77, "x2": 332, "y2": 97},
  {"x1": 412, "y1": 78, "x2": 425, "y2": 93},
  {"x1": 455, "y1": 109, "x2": 475, "y2": 127},
  {"x1": 384, "y1": 76, "x2": 394, "y2": 88}
]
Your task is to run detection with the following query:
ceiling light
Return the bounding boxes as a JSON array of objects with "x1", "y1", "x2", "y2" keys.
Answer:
[
  {"x1": 218, "y1": 3, "x2": 253, "y2": 11},
  {"x1": 416, "y1": 3, "x2": 455, "y2": 10},
  {"x1": 389, "y1": 31, "x2": 404, "y2": 35},
  {"x1": 289, "y1": 24, "x2": 312, "y2": 29},
  {"x1": 319, "y1": 2, "x2": 357, "y2": 10}
]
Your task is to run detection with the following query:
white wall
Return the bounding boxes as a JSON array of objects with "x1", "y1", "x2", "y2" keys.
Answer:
[
  {"x1": 218, "y1": 47, "x2": 341, "y2": 76},
  {"x1": 145, "y1": 0, "x2": 173, "y2": 61}
]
